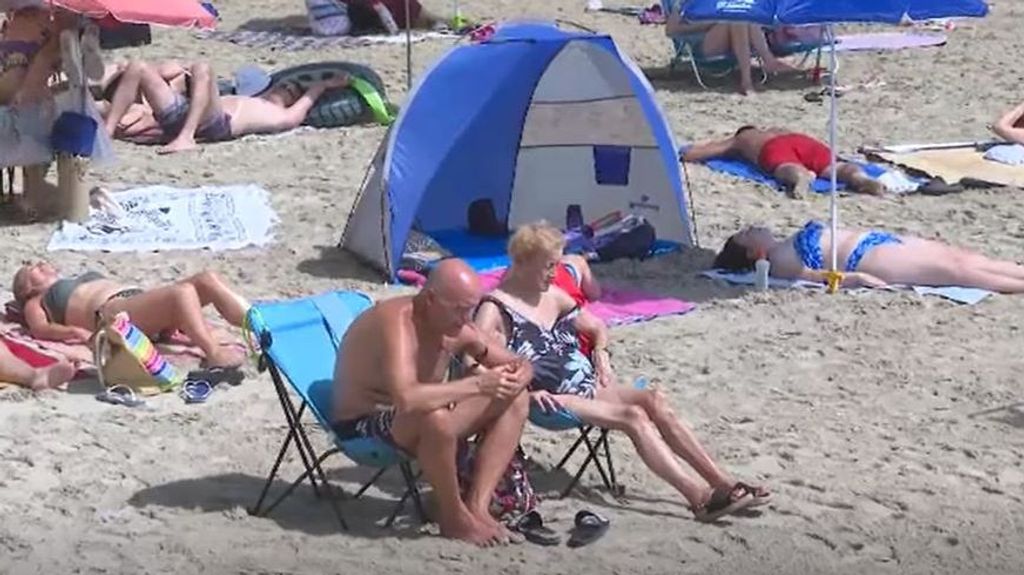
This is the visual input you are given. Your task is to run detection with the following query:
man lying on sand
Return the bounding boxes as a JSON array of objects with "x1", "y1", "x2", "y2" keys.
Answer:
[
  {"x1": 332, "y1": 259, "x2": 533, "y2": 546},
  {"x1": 682, "y1": 125, "x2": 885, "y2": 198},
  {"x1": 716, "y1": 221, "x2": 1024, "y2": 292},
  {"x1": 992, "y1": 100, "x2": 1024, "y2": 145},
  {"x1": 0, "y1": 340, "x2": 75, "y2": 392},
  {"x1": 475, "y1": 223, "x2": 771, "y2": 522},
  {"x1": 98, "y1": 59, "x2": 348, "y2": 154},
  {"x1": 12, "y1": 262, "x2": 250, "y2": 368}
]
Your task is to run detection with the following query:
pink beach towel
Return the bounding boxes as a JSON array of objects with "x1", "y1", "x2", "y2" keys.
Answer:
[{"x1": 478, "y1": 269, "x2": 695, "y2": 326}]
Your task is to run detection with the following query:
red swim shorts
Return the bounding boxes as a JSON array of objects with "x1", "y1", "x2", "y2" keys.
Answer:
[{"x1": 757, "y1": 133, "x2": 833, "y2": 176}]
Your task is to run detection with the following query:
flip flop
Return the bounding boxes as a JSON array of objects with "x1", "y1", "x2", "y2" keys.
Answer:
[
  {"x1": 512, "y1": 511, "x2": 561, "y2": 547},
  {"x1": 567, "y1": 510, "x2": 610, "y2": 548},
  {"x1": 181, "y1": 380, "x2": 213, "y2": 404},
  {"x1": 734, "y1": 482, "x2": 772, "y2": 507},
  {"x1": 95, "y1": 385, "x2": 146, "y2": 408},
  {"x1": 692, "y1": 485, "x2": 756, "y2": 523}
]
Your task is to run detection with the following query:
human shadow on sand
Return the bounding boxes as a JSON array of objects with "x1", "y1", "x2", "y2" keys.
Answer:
[
  {"x1": 297, "y1": 245, "x2": 385, "y2": 283},
  {"x1": 642, "y1": 65, "x2": 821, "y2": 96},
  {"x1": 129, "y1": 472, "x2": 428, "y2": 539}
]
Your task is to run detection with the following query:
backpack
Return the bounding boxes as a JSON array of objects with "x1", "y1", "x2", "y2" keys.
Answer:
[
  {"x1": 467, "y1": 198, "x2": 507, "y2": 237},
  {"x1": 457, "y1": 442, "x2": 538, "y2": 522},
  {"x1": 592, "y1": 214, "x2": 656, "y2": 262}
]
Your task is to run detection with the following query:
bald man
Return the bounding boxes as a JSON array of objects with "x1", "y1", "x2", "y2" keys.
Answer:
[{"x1": 332, "y1": 258, "x2": 533, "y2": 546}]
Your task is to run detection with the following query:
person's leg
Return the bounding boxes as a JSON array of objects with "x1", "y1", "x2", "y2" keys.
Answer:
[
  {"x1": 556, "y1": 394, "x2": 712, "y2": 508},
  {"x1": 159, "y1": 62, "x2": 224, "y2": 154},
  {"x1": 724, "y1": 24, "x2": 755, "y2": 94},
  {"x1": 747, "y1": 24, "x2": 797, "y2": 74},
  {"x1": 773, "y1": 163, "x2": 815, "y2": 199},
  {"x1": 389, "y1": 407, "x2": 499, "y2": 546},
  {"x1": 0, "y1": 340, "x2": 75, "y2": 391},
  {"x1": 103, "y1": 60, "x2": 159, "y2": 136},
  {"x1": 462, "y1": 392, "x2": 529, "y2": 531},
  {"x1": 834, "y1": 162, "x2": 884, "y2": 196},
  {"x1": 598, "y1": 385, "x2": 736, "y2": 490},
  {"x1": 100, "y1": 285, "x2": 244, "y2": 368},
  {"x1": 861, "y1": 240, "x2": 1024, "y2": 292},
  {"x1": 178, "y1": 271, "x2": 250, "y2": 327}
]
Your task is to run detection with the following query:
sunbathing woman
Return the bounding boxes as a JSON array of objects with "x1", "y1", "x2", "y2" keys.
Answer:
[
  {"x1": 12, "y1": 262, "x2": 250, "y2": 368},
  {"x1": 472, "y1": 222, "x2": 770, "y2": 522},
  {"x1": 715, "y1": 222, "x2": 1024, "y2": 293}
]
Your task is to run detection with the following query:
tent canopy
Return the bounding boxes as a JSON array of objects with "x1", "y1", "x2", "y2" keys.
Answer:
[
  {"x1": 678, "y1": 0, "x2": 989, "y2": 25},
  {"x1": 341, "y1": 21, "x2": 694, "y2": 280}
]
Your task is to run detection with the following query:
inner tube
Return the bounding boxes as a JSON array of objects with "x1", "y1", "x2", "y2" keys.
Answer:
[{"x1": 268, "y1": 61, "x2": 391, "y2": 128}]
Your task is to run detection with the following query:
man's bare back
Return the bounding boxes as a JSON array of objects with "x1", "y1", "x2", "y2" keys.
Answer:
[{"x1": 731, "y1": 127, "x2": 789, "y2": 164}]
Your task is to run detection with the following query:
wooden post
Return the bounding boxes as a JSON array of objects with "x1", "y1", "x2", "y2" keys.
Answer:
[{"x1": 56, "y1": 153, "x2": 88, "y2": 222}]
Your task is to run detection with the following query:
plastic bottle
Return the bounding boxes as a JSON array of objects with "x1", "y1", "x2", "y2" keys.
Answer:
[
  {"x1": 754, "y1": 257, "x2": 771, "y2": 291},
  {"x1": 373, "y1": 1, "x2": 401, "y2": 35}
]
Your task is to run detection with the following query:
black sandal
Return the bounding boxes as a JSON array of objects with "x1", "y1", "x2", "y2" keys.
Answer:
[
  {"x1": 692, "y1": 486, "x2": 756, "y2": 523},
  {"x1": 512, "y1": 511, "x2": 561, "y2": 547}
]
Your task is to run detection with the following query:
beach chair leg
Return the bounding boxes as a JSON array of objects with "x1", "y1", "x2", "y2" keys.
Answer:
[
  {"x1": 384, "y1": 463, "x2": 423, "y2": 528},
  {"x1": 267, "y1": 364, "x2": 323, "y2": 497},
  {"x1": 403, "y1": 464, "x2": 428, "y2": 524},
  {"x1": 250, "y1": 425, "x2": 298, "y2": 516},
  {"x1": 261, "y1": 448, "x2": 350, "y2": 531},
  {"x1": 554, "y1": 428, "x2": 589, "y2": 471},
  {"x1": 353, "y1": 466, "x2": 390, "y2": 499},
  {"x1": 559, "y1": 427, "x2": 614, "y2": 498},
  {"x1": 600, "y1": 430, "x2": 623, "y2": 496},
  {"x1": 688, "y1": 53, "x2": 711, "y2": 90}
]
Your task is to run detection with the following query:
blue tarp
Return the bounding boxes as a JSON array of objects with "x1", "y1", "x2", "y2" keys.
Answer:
[{"x1": 679, "y1": 0, "x2": 988, "y2": 25}]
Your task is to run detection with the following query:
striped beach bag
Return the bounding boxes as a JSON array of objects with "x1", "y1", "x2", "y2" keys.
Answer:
[{"x1": 93, "y1": 312, "x2": 185, "y2": 396}]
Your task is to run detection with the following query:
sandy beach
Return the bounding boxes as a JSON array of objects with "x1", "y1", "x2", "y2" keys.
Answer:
[{"x1": 2, "y1": 0, "x2": 1023, "y2": 573}]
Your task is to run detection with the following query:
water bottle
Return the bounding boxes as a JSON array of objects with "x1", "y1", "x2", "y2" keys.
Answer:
[
  {"x1": 373, "y1": 1, "x2": 401, "y2": 35},
  {"x1": 754, "y1": 257, "x2": 771, "y2": 291}
]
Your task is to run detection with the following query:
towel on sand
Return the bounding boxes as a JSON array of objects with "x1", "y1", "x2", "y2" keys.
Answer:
[
  {"x1": 701, "y1": 269, "x2": 993, "y2": 305},
  {"x1": 47, "y1": 184, "x2": 279, "y2": 253},
  {"x1": 984, "y1": 144, "x2": 1024, "y2": 166},
  {"x1": 682, "y1": 147, "x2": 890, "y2": 193}
]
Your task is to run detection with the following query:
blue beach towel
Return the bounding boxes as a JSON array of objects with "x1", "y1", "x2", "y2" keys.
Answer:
[
  {"x1": 700, "y1": 269, "x2": 993, "y2": 305},
  {"x1": 694, "y1": 153, "x2": 888, "y2": 193}
]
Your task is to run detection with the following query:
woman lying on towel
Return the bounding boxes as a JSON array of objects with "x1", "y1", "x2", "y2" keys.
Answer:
[
  {"x1": 12, "y1": 262, "x2": 250, "y2": 368},
  {"x1": 471, "y1": 222, "x2": 770, "y2": 522},
  {"x1": 716, "y1": 222, "x2": 1024, "y2": 293},
  {"x1": 0, "y1": 339, "x2": 74, "y2": 391}
]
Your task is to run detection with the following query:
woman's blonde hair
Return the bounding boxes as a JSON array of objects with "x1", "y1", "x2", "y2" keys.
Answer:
[{"x1": 508, "y1": 221, "x2": 565, "y2": 263}]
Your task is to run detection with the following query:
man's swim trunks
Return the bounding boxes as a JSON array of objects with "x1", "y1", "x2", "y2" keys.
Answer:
[
  {"x1": 757, "y1": 133, "x2": 833, "y2": 176},
  {"x1": 332, "y1": 407, "x2": 400, "y2": 448}
]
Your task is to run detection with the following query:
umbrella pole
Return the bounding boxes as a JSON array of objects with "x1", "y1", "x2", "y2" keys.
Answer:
[
  {"x1": 826, "y1": 23, "x2": 840, "y2": 293},
  {"x1": 405, "y1": 0, "x2": 413, "y2": 91}
]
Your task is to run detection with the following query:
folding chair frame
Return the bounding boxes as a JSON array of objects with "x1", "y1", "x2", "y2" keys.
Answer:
[
  {"x1": 550, "y1": 424, "x2": 625, "y2": 498},
  {"x1": 248, "y1": 334, "x2": 427, "y2": 531}
]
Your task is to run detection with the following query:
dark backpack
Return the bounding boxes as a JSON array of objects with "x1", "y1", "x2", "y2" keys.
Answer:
[
  {"x1": 594, "y1": 216, "x2": 656, "y2": 262},
  {"x1": 467, "y1": 198, "x2": 507, "y2": 237}
]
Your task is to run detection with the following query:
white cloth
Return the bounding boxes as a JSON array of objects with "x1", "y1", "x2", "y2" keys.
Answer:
[
  {"x1": 47, "y1": 184, "x2": 279, "y2": 252},
  {"x1": 305, "y1": 0, "x2": 352, "y2": 36},
  {"x1": 983, "y1": 144, "x2": 1024, "y2": 166}
]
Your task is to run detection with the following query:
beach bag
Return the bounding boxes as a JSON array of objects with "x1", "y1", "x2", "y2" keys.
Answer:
[
  {"x1": 592, "y1": 214, "x2": 656, "y2": 262},
  {"x1": 467, "y1": 198, "x2": 507, "y2": 237},
  {"x1": 93, "y1": 312, "x2": 185, "y2": 396},
  {"x1": 458, "y1": 443, "x2": 538, "y2": 521}
]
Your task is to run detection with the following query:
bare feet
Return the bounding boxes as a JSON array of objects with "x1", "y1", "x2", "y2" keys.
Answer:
[
  {"x1": 203, "y1": 347, "x2": 245, "y2": 369},
  {"x1": 439, "y1": 510, "x2": 503, "y2": 547},
  {"x1": 739, "y1": 79, "x2": 755, "y2": 96},
  {"x1": 788, "y1": 171, "x2": 814, "y2": 199},
  {"x1": 29, "y1": 360, "x2": 76, "y2": 392},
  {"x1": 856, "y1": 178, "x2": 886, "y2": 196},
  {"x1": 158, "y1": 137, "x2": 198, "y2": 155},
  {"x1": 764, "y1": 58, "x2": 799, "y2": 75},
  {"x1": 470, "y1": 506, "x2": 518, "y2": 545}
]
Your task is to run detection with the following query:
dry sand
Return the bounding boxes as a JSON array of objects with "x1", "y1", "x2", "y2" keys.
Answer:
[{"x1": 2, "y1": 0, "x2": 1024, "y2": 573}]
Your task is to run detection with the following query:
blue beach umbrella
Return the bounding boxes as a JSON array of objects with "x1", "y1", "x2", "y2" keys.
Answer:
[{"x1": 681, "y1": 0, "x2": 989, "y2": 288}]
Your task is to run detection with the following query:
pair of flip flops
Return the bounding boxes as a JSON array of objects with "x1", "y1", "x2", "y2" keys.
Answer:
[
  {"x1": 513, "y1": 510, "x2": 610, "y2": 548},
  {"x1": 181, "y1": 380, "x2": 213, "y2": 404},
  {"x1": 95, "y1": 385, "x2": 146, "y2": 408}
]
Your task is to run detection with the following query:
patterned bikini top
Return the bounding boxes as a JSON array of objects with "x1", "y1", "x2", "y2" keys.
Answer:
[
  {"x1": 479, "y1": 295, "x2": 597, "y2": 396},
  {"x1": 792, "y1": 220, "x2": 825, "y2": 270}
]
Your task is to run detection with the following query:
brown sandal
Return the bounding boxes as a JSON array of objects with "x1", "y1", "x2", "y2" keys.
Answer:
[{"x1": 692, "y1": 485, "x2": 755, "y2": 523}]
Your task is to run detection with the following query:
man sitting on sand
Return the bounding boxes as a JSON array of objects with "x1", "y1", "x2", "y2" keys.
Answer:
[
  {"x1": 332, "y1": 259, "x2": 534, "y2": 546},
  {"x1": 98, "y1": 59, "x2": 348, "y2": 154},
  {"x1": 0, "y1": 340, "x2": 75, "y2": 392},
  {"x1": 682, "y1": 125, "x2": 885, "y2": 198},
  {"x1": 992, "y1": 100, "x2": 1024, "y2": 145}
]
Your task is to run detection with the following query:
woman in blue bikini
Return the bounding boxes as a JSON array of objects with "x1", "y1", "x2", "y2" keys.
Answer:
[{"x1": 716, "y1": 221, "x2": 1024, "y2": 293}]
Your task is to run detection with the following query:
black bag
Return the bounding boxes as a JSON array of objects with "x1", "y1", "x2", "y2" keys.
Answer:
[
  {"x1": 595, "y1": 217, "x2": 656, "y2": 262},
  {"x1": 467, "y1": 198, "x2": 507, "y2": 237}
]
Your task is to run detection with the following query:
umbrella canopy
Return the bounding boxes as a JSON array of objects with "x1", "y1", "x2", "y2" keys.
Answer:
[
  {"x1": 52, "y1": 0, "x2": 216, "y2": 29},
  {"x1": 679, "y1": 0, "x2": 989, "y2": 25}
]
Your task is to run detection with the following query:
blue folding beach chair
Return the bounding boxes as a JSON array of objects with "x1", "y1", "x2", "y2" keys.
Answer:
[
  {"x1": 530, "y1": 377, "x2": 649, "y2": 498},
  {"x1": 246, "y1": 290, "x2": 426, "y2": 531}
]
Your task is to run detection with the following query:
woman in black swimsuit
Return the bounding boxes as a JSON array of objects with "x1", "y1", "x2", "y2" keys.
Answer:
[{"x1": 473, "y1": 222, "x2": 771, "y2": 523}]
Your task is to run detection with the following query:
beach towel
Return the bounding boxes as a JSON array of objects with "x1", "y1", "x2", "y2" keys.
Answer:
[
  {"x1": 871, "y1": 147, "x2": 1024, "y2": 189},
  {"x1": 195, "y1": 26, "x2": 456, "y2": 52},
  {"x1": 479, "y1": 269, "x2": 696, "y2": 326},
  {"x1": 825, "y1": 32, "x2": 947, "y2": 53},
  {"x1": 700, "y1": 269, "x2": 993, "y2": 305},
  {"x1": 983, "y1": 144, "x2": 1024, "y2": 167},
  {"x1": 46, "y1": 184, "x2": 279, "y2": 253},
  {"x1": 689, "y1": 151, "x2": 889, "y2": 193}
]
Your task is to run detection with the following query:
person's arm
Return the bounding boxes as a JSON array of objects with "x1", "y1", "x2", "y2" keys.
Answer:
[
  {"x1": 681, "y1": 137, "x2": 736, "y2": 162},
  {"x1": 992, "y1": 101, "x2": 1024, "y2": 145},
  {"x1": 266, "y1": 76, "x2": 350, "y2": 132},
  {"x1": 564, "y1": 255, "x2": 602, "y2": 301},
  {"x1": 12, "y1": 33, "x2": 60, "y2": 106},
  {"x1": 383, "y1": 321, "x2": 511, "y2": 415},
  {"x1": 462, "y1": 310, "x2": 534, "y2": 387},
  {"x1": 22, "y1": 298, "x2": 92, "y2": 343},
  {"x1": 572, "y1": 301, "x2": 616, "y2": 386},
  {"x1": 665, "y1": 7, "x2": 713, "y2": 37}
]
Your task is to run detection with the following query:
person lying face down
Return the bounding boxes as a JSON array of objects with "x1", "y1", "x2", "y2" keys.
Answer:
[
  {"x1": 12, "y1": 261, "x2": 250, "y2": 368},
  {"x1": 97, "y1": 58, "x2": 350, "y2": 154},
  {"x1": 716, "y1": 221, "x2": 1024, "y2": 293},
  {"x1": 331, "y1": 258, "x2": 535, "y2": 547},
  {"x1": 472, "y1": 221, "x2": 771, "y2": 523},
  {"x1": 682, "y1": 125, "x2": 886, "y2": 199}
]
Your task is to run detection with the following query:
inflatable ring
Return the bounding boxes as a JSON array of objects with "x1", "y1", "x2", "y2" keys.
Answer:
[{"x1": 268, "y1": 61, "x2": 393, "y2": 128}]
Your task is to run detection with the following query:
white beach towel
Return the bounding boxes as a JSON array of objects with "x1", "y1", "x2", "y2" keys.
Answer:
[
  {"x1": 47, "y1": 184, "x2": 279, "y2": 253},
  {"x1": 700, "y1": 269, "x2": 993, "y2": 305},
  {"x1": 983, "y1": 144, "x2": 1024, "y2": 166}
]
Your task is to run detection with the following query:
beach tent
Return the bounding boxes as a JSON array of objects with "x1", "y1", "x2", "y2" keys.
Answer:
[
  {"x1": 680, "y1": 0, "x2": 988, "y2": 288},
  {"x1": 340, "y1": 21, "x2": 695, "y2": 280}
]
